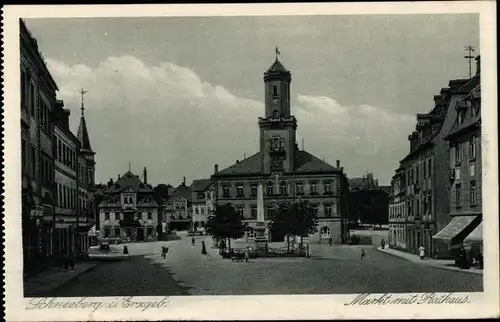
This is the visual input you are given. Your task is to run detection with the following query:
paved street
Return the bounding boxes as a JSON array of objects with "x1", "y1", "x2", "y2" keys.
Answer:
[{"x1": 50, "y1": 236, "x2": 482, "y2": 297}]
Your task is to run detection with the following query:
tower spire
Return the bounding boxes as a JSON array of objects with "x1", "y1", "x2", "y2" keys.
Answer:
[
  {"x1": 275, "y1": 46, "x2": 280, "y2": 60},
  {"x1": 80, "y1": 88, "x2": 88, "y2": 116}
]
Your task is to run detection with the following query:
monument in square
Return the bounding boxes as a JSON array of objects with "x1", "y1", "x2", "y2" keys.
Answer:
[{"x1": 254, "y1": 182, "x2": 268, "y2": 254}]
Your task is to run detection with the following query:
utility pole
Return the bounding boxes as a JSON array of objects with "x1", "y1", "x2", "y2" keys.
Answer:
[{"x1": 464, "y1": 46, "x2": 476, "y2": 79}]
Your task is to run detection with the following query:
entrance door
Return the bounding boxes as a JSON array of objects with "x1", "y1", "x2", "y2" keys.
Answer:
[{"x1": 137, "y1": 228, "x2": 145, "y2": 241}]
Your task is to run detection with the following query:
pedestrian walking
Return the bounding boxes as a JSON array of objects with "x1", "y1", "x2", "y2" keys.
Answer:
[
  {"x1": 192, "y1": 237, "x2": 196, "y2": 246},
  {"x1": 201, "y1": 241, "x2": 207, "y2": 255},
  {"x1": 244, "y1": 246, "x2": 250, "y2": 262},
  {"x1": 360, "y1": 249, "x2": 366, "y2": 260},
  {"x1": 328, "y1": 237, "x2": 332, "y2": 246},
  {"x1": 381, "y1": 238, "x2": 386, "y2": 250},
  {"x1": 161, "y1": 245, "x2": 169, "y2": 259},
  {"x1": 419, "y1": 245, "x2": 425, "y2": 260}
]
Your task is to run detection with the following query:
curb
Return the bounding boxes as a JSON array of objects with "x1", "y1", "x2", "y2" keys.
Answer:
[
  {"x1": 376, "y1": 247, "x2": 483, "y2": 276},
  {"x1": 40, "y1": 262, "x2": 103, "y2": 296}
]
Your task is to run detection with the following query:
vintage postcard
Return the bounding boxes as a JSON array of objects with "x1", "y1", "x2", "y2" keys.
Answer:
[{"x1": 2, "y1": 2, "x2": 499, "y2": 321}]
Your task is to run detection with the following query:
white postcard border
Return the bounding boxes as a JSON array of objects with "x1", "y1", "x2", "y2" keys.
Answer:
[{"x1": 2, "y1": 2, "x2": 499, "y2": 321}]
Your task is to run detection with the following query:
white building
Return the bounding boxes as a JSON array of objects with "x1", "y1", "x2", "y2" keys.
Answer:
[
  {"x1": 191, "y1": 179, "x2": 215, "y2": 231},
  {"x1": 98, "y1": 169, "x2": 159, "y2": 242}
]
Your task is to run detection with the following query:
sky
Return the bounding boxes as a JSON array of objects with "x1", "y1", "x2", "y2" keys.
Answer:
[{"x1": 24, "y1": 14, "x2": 479, "y2": 186}]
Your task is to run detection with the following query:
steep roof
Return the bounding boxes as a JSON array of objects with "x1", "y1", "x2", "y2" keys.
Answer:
[
  {"x1": 170, "y1": 184, "x2": 192, "y2": 202},
  {"x1": 265, "y1": 58, "x2": 289, "y2": 74},
  {"x1": 77, "y1": 115, "x2": 93, "y2": 152},
  {"x1": 105, "y1": 171, "x2": 153, "y2": 193},
  {"x1": 216, "y1": 152, "x2": 262, "y2": 176},
  {"x1": 191, "y1": 179, "x2": 212, "y2": 192},
  {"x1": 294, "y1": 150, "x2": 338, "y2": 173},
  {"x1": 215, "y1": 150, "x2": 340, "y2": 177},
  {"x1": 445, "y1": 77, "x2": 481, "y2": 140}
]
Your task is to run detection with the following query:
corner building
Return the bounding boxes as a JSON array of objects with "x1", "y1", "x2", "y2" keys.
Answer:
[{"x1": 211, "y1": 56, "x2": 350, "y2": 244}]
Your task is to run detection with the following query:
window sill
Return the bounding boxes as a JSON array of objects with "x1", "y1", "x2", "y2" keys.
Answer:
[
  {"x1": 470, "y1": 203, "x2": 477, "y2": 207},
  {"x1": 469, "y1": 157, "x2": 476, "y2": 162}
]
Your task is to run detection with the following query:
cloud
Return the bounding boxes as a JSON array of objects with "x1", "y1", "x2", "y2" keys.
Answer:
[{"x1": 47, "y1": 56, "x2": 415, "y2": 186}]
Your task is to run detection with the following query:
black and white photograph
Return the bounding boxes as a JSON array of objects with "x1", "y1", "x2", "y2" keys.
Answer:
[{"x1": 3, "y1": 2, "x2": 499, "y2": 321}]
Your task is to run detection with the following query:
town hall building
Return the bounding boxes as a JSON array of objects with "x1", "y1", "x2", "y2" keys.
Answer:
[{"x1": 211, "y1": 52, "x2": 350, "y2": 244}]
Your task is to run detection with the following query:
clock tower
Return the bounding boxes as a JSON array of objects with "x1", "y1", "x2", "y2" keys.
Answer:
[{"x1": 259, "y1": 50, "x2": 297, "y2": 174}]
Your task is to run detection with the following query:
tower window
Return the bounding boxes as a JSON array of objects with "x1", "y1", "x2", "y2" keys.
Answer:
[
  {"x1": 273, "y1": 85, "x2": 278, "y2": 96},
  {"x1": 273, "y1": 109, "x2": 278, "y2": 118}
]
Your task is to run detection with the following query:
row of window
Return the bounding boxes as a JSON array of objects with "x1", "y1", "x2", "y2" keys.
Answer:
[
  {"x1": 40, "y1": 155, "x2": 53, "y2": 187},
  {"x1": 103, "y1": 227, "x2": 155, "y2": 238},
  {"x1": 221, "y1": 181, "x2": 335, "y2": 198},
  {"x1": 21, "y1": 140, "x2": 39, "y2": 181},
  {"x1": 389, "y1": 203, "x2": 406, "y2": 219},
  {"x1": 56, "y1": 183, "x2": 77, "y2": 210},
  {"x1": 104, "y1": 211, "x2": 154, "y2": 221},
  {"x1": 232, "y1": 202, "x2": 336, "y2": 219},
  {"x1": 21, "y1": 69, "x2": 53, "y2": 133},
  {"x1": 56, "y1": 137, "x2": 77, "y2": 171},
  {"x1": 454, "y1": 181, "x2": 477, "y2": 207},
  {"x1": 122, "y1": 195, "x2": 136, "y2": 205},
  {"x1": 451, "y1": 135, "x2": 477, "y2": 165},
  {"x1": 20, "y1": 69, "x2": 36, "y2": 118}
]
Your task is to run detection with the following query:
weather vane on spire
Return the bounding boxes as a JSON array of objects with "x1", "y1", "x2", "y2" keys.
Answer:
[
  {"x1": 80, "y1": 88, "x2": 88, "y2": 116},
  {"x1": 275, "y1": 46, "x2": 280, "y2": 60}
]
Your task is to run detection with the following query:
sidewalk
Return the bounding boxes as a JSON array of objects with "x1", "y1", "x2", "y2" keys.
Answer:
[
  {"x1": 24, "y1": 261, "x2": 100, "y2": 297},
  {"x1": 377, "y1": 246, "x2": 483, "y2": 275}
]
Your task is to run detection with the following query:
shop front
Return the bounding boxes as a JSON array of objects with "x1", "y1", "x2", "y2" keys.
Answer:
[{"x1": 432, "y1": 214, "x2": 481, "y2": 258}]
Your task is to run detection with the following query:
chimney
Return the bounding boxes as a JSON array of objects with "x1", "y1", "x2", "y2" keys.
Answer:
[
  {"x1": 143, "y1": 167, "x2": 147, "y2": 184},
  {"x1": 118, "y1": 174, "x2": 121, "y2": 180},
  {"x1": 336, "y1": 160, "x2": 340, "y2": 168},
  {"x1": 475, "y1": 55, "x2": 480, "y2": 75},
  {"x1": 236, "y1": 160, "x2": 240, "y2": 164},
  {"x1": 183, "y1": 176, "x2": 186, "y2": 186},
  {"x1": 214, "y1": 164, "x2": 219, "y2": 174},
  {"x1": 340, "y1": 167, "x2": 344, "y2": 173}
]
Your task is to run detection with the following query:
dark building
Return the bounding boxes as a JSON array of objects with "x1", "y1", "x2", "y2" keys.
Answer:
[
  {"x1": 434, "y1": 56, "x2": 482, "y2": 255},
  {"x1": 21, "y1": 19, "x2": 58, "y2": 273},
  {"x1": 389, "y1": 60, "x2": 481, "y2": 258}
]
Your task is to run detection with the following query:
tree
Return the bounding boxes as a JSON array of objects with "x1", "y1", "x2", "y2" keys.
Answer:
[
  {"x1": 205, "y1": 203, "x2": 246, "y2": 250},
  {"x1": 270, "y1": 200, "x2": 318, "y2": 252}
]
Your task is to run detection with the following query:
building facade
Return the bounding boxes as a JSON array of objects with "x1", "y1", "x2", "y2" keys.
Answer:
[
  {"x1": 163, "y1": 179, "x2": 193, "y2": 231},
  {"x1": 191, "y1": 179, "x2": 215, "y2": 232},
  {"x1": 389, "y1": 73, "x2": 478, "y2": 258},
  {"x1": 98, "y1": 169, "x2": 159, "y2": 242},
  {"x1": 21, "y1": 19, "x2": 58, "y2": 272},
  {"x1": 211, "y1": 55, "x2": 350, "y2": 244},
  {"x1": 434, "y1": 56, "x2": 482, "y2": 254},
  {"x1": 53, "y1": 100, "x2": 81, "y2": 258}
]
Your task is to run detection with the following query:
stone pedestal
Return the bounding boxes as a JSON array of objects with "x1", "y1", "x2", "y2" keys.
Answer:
[{"x1": 254, "y1": 222, "x2": 268, "y2": 253}]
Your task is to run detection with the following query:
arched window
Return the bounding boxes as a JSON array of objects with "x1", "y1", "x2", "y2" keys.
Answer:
[
  {"x1": 266, "y1": 182, "x2": 274, "y2": 196},
  {"x1": 280, "y1": 182, "x2": 287, "y2": 195},
  {"x1": 273, "y1": 85, "x2": 278, "y2": 96},
  {"x1": 320, "y1": 226, "x2": 331, "y2": 238}
]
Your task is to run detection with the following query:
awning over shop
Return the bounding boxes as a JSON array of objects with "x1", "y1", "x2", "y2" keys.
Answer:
[
  {"x1": 432, "y1": 215, "x2": 480, "y2": 246},
  {"x1": 464, "y1": 221, "x2": 483, "y2": 242}
]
